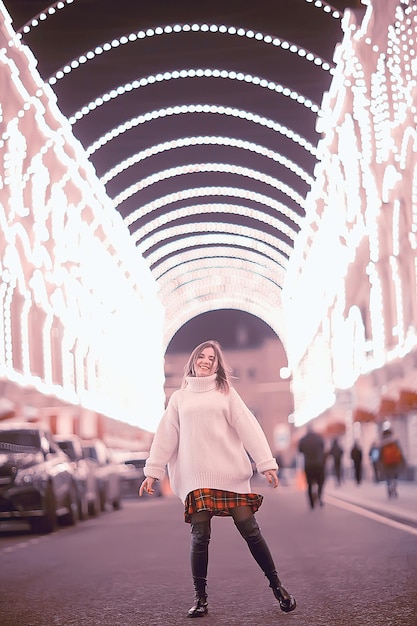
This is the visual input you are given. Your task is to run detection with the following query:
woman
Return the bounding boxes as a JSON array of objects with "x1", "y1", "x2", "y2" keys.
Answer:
[{"x1": 139, "y1": 340, "x2": 296, "y2": 618}]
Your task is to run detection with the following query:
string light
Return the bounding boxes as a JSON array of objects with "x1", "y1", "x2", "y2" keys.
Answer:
[
  {"x1": 287, "y1": 0, "x2": 417, "y2": 426},
  {"x1": 87, "y1": 104, "x2": 316, "y2": 158},
  {"x1": 47, "y1": 22, "x2": 334, "y2": 86},
  {"x1": 145, "y1": 232, "x2": 287, "y2": 271},
  {"x1": 304, "y1": 0, "x2": 343, "y2": 20},
  {"x1": 6, "y1": 0, "x2": 417, "y2": 433},
  {"x1": 125, "y1": 186, "x2": 304, "y2": 230},
  {"x1": 162, "y1": 278, "x2": 286, "y2": 349},
  {"x1": 16, "y1": 1, "x2": 75, "y2": 37},
  {"x1": 1, "y1": 19, "x2": 166, "y2": 431},
  {"x1": 101, "y1": 135, "x2": 313, "y2": 187},
  {"x1": 69, "y1": 68, "x2": 321, "y2": 125},
  {"x1": 153, "y1": 245, "x2": 286, "y2": 282},
  {"x1": 132, "y1": 203, "x2": 297, "y2": 248},
  {"x1": 114, "y1": 162, "x2": 306, "y2": 213}
]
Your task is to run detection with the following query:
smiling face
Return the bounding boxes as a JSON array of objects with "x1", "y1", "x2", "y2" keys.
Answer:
[{"x1": 194, "y1": 346, "x2": 217, "y2": 377}]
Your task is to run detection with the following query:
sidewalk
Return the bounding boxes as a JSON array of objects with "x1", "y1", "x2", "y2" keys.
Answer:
[{"x1": 324, "y1": 478, "x2": 417, "y2": 528}]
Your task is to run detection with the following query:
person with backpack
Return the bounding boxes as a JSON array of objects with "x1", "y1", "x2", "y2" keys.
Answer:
[{"x1": 378, "y1": 426, "x2": 406, "y2": 498}]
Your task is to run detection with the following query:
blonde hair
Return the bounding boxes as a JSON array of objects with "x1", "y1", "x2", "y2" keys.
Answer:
[{"x1": 182, "y1": 340, "x2": 232, "y2": 393}]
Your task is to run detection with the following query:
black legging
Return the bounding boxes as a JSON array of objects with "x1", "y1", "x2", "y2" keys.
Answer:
[
  {"x1": 305, "y1": 464, "x2": 325, "y2": 507},
  {"x1": 190, "y1": 506, "x2": 278, "y2": 588},
  {"x1": 190, "y1": 517, "x2": 211, "y2": 586}
]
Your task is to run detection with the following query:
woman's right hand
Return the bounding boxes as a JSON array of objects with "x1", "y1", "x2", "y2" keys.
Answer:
[{"x1": 139, "y1": 476, "x2": 156, "y2": 497}]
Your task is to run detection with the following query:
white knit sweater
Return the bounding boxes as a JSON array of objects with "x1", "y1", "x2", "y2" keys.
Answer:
[{"x1": 144, "y1": 374, "x2": 278, "y2": 502}]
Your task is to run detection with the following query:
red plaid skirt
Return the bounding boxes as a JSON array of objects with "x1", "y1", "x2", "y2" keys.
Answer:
[{"x1": 184, "y1": 488, "x2": 263, "y2": 523}]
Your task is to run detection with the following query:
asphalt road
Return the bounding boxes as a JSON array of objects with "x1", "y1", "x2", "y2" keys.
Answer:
[{"x1": 0, "y1": 481, "x2": 416, "y2": 626}]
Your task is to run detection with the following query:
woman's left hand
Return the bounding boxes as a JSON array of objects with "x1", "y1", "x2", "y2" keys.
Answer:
[{"x1": 263, "y1": 470, "x2": 279, "y2": 488}]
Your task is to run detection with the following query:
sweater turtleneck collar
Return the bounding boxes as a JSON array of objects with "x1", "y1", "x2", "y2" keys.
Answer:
[{"x1": 185, "y1": 373, "x2": 218, "y2": 392}]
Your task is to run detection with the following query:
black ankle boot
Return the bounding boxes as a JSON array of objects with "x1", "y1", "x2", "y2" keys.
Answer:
[
  {"x1": 188, "y1": 593, "x2": 208, "y2": 618},
  {"x1": 235, "y1": 516, "x2": 296, "y2": 613},
  {"x1": 189, "y1": 520, "x2": 210, "y2": 618},
  {"x1": 269, "y1": 575, "x2": 296, "y2": 613}
]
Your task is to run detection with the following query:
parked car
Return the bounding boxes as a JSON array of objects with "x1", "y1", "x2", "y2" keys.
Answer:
[
  {"x1": 0, "y1": 423, "x2": 78, "y2": 533},
  {"x1": 54, "y1": 434, "x2": 101, "y2": 519},
  {"x1": 117, "y1": 452, "x2": 163, "y2": 498},
  {"x1": 81, "y1": 439, "x2": 121, "y2": 511}
]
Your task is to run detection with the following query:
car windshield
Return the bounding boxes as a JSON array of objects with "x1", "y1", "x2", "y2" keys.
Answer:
[
  {"x1": 0, "y1": 430, "x2": 41, "y2": 452},
  {"x1": 83, "y1": 446, "x2": 97, "y2": 461},
  {"x1": 57, "y1": 441, "x2": 76, "y2": 461}
]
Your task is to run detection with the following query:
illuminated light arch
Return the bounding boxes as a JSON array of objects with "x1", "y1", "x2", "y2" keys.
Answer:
[
  {"x1": 132, "y1": 203, "x2": 298, "y2": 246},
  {"x1": 126, "y1": 187, "x2": 303, "y2": 233},
  {"x1": 3, "y1": 243, "x2": 31, "y2": 298},
  {"x1": 16, "y1": 1, "x2": 342, "y2": 39},
  {"x1": 382, "y1": 164, "x2": 402, "y2": 204},
  {"x1": 163, "y1": 291, "x2": 286, "y2": 350},
  {"x1": 101, "y1": 135, "x2": 313, "y2": 187},
  {"x1": 138, "y1": 222, "x2": 292, "y2": 259},
  {"x1": 282, "y1": 0, "x2": 417, "y2": 424},
  {"x1": 157, "y1": 257, "x2": 284, "y2": 299},
  {"x1": 86, "y1": 105, "x2": 317, "y2": 158},
  {"x1": 16, "y1": 1, "x2": 76, "y2": 37},
  {"x1": 161, "y1": 260, "x2": 281, "y2": 292},
  {"x1": 160, "y1": 266, "x2": 282, "y2": 313},
  {"x1": 5, "y1": 222, "x2": 52, "y2": 274},
  {"x1": 47, "y1": 22, "x2": 334, "y2": 86},
  {"x1": 1, "y1": 8, "x2": 168, "y2": 430},
  {"x1": 4, "y1": 283, "x2": 25, "y2": 371},
  {"x1": 399, "y1": 125, "x2": 417, "y2": 170},
  {"x1": 69, "y1": 68, "x2": 321, "y2": 125},
  {"x1": 304, "y1": 0, "x2": 343, "y2": 19},
  {"x1": 146, "y1": 233, "x2": 288, "y2": 271},
  {"x1": 156, "y1": 254, "x2": 285, "y2": 338},
  {"x1": 131, "y1": 190, "x2": 302, "y2": 228},
  {"x1": 114, "y1": 163, "x2": 306, "y2": 213},
  {"x1": 154, "y1": 245, "x2": 285, "y2": 282},
  {"x1": 164, "y1": 280, "x2": 282, "y2": 316}
]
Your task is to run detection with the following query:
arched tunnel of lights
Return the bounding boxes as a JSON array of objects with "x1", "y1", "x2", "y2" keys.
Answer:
[
  {"x1": 2, "y1": 0, "x2": 417, "y2": 439},
  {"x1": 10, "y1": 0, "x2": 345, "y2": 348}
]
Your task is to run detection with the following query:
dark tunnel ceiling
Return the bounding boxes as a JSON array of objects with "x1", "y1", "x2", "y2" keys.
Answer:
[{"x1": 4, "y1": 0, "x2": 358, "y2": 279}]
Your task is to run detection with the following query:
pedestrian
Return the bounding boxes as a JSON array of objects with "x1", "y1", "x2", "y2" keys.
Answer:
[
  {"x1": 329, "y1": 437, "x2": 344, "y2": 485},
  {"x1": 139, "y1": 340, "x2": 296, "y2": 617},
  {"x1": 275, "y1": 452, "x2": 288, "y2": 486},
  {"x1": 378, "y1": 426, "x2": 406, "y2": 498},
  {"x1": 350, "y1": 441, "x2": 363, "y2": 485},
  {"x1": 298, "y1": 424, "x2": 326, "y2": 509},
  {"x1": 368, "y1": 442, "x2": 380, "y2": 482}
]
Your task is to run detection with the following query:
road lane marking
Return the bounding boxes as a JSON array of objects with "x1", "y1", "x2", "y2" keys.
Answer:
[{"x1": 325, "y1": 495, "x2": 417, "y2": 536}]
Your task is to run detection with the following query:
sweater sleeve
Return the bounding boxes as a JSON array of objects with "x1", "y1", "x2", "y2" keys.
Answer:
[
  {"x1": 144, "y1": 393, "x2": 180, "y2": 481},
  {"x1": 228, "y1": 388, "x2": 278, "y2": 474}
]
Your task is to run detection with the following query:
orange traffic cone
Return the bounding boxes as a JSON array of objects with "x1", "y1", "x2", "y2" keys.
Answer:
[{"x1": 296, "y1": 469, "x2": 307, "y2": 490}]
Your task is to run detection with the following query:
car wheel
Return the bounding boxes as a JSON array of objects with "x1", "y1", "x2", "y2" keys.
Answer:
[
  {"x1": 88, "y1": 491, "x2": 101, "y2": 517},
  {"x1": 99, "y1": 488, "x2": 106, "y2": 512},
  {"x1": 78, "y1": 494, "x2": 89, "y2": 521},
  {"x1": 112, "y1": 496, "x2": 121, "y2": 510},
  {"x1": 30, "y1": 482, "x2": 56, "y2": 534},
  {"x1": 60, "y1": 482, "x2": 79, "y2": 526}
]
